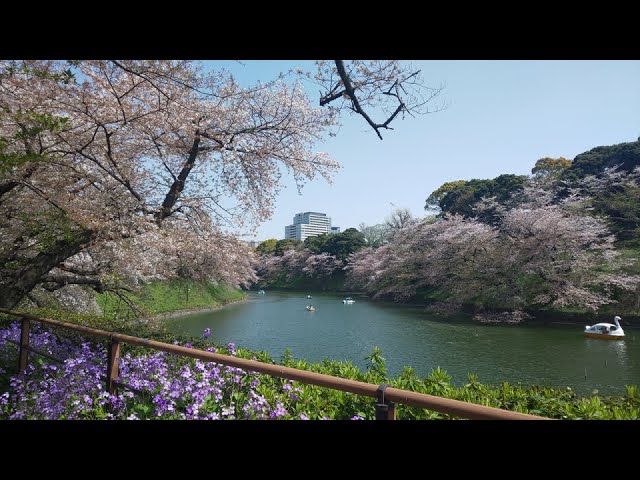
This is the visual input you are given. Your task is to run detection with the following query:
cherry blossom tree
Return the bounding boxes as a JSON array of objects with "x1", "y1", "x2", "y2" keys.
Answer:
[
  {"x1": 254, "y1": 248, "x2": 342, "y2": 286},
  {"x1": 0, "y1": 60, "x2": 339, "y2": 308},
  {"x1": 347, "y1": 216, "x2": 501, "y2": 302},
  {"x1": 348, "y1": 183, "x2": 639, "y2": 310}
]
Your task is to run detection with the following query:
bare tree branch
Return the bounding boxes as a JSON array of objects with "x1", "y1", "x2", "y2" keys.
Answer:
[
  {"x1": 334, "y1": 60, "x2": 386, "y2": 140},
  {"x1": 316, "y1": 60, "x2": 445, "y2": 140}
]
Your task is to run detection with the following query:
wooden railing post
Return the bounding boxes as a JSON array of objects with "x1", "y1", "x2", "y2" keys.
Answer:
[
  {"x1": 18, "y1": 317, "x2": 30, "y2": 373},
  {"x1": 106, "y1": 337, "x2": 120, "y2": 396},
  {"x1": 375, "y1": 383, "x2": 396, "y2": 420}
]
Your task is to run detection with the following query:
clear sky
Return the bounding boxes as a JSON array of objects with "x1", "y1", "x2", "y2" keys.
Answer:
[{"x1": 205, "y1": 60, "x2": 640, "y2": 242}]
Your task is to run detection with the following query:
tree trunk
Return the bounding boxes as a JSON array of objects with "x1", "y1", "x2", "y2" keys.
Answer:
[{"x1": 0, "y1": 230, "x2": 93, "y2": 310}]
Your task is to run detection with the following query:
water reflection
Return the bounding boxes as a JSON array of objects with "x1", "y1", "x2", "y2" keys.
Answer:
[
  {"x1": 612, "y1": 339, "x2": 628, "y2": 363},
  {"x1": 584, "y1": 337, "x2": 628, "y2": 364}
]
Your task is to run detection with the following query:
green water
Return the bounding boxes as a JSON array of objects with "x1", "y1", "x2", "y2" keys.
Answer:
[{"x1": 165, "y1": 291, "x2": 640, "y2": 396}]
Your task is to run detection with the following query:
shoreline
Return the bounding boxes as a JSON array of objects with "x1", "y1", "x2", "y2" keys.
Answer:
[{"x1": 144, "y1": 296, "x2": 248, "y2": 323}]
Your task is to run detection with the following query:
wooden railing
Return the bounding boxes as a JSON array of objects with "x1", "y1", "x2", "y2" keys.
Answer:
[{"x1": 0, "y1": 308, "x2": 550, "y2": 420}]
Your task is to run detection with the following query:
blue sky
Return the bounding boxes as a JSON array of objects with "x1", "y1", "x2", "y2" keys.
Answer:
[{"x1": 206, "y1": 60, "x2": 640, "y2": 241}]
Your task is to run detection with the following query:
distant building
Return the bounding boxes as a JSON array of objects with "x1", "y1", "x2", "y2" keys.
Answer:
[{"x1": 284, "y1": 212, "x2": 339, "y2": 241}]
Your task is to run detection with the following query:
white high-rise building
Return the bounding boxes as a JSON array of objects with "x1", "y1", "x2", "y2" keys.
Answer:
[{"x1": 284, "y1": 212, "x2": 339, "y2": 241}]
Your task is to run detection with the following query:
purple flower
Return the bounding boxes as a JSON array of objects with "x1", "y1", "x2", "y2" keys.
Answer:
[
  {"x1": 270, "y1": 402, "x2": 288, "y2": 419},
  {"x1": 300, "y1": 413, "x2": 309, "y2": 420},
  {"x1": 351, "y1": 415, "x2": 365, "y2": 420},
  {"x1": 202, "y1": 328, "x2": 211, "y2": 339},
  {"x1": 0, "y1": 323, "x2": 323, "y2": 421}
]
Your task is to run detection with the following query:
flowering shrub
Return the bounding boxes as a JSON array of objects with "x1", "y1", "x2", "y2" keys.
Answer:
[{"x1": 0, "y1": 323, "x2": 363, "y2": 420}]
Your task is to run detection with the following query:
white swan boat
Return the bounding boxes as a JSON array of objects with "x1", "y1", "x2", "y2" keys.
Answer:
[
  {"x1": 305, "y1": 305, "x2": 316, "y2": 311},
  {"x1": 584, "y1": 316, "x2": 625, "y2": 340},
  {"x1": 343, "y1": 297, "x2": 355, "y2": 304}
]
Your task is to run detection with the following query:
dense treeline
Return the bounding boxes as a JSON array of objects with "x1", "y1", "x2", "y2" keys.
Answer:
[
  {"x1": 253, "y1": 229, "x2": 365, "y2": 290},
  {"x1": 426, "y1": 138, "x2": 640, "y2": 245},
  {"x1": 256, "y1": 138, "x2": 640, "y2": 314},
  {"x1": 564, "y1": 138, "x2": 640, "y2": 179}
]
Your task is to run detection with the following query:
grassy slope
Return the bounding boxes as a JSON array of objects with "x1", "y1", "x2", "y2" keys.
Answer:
[
  {"x1": 96, "y1": 280, "x2": 246, "y2": 320},
  {"x1": 0, "y1": 280, "x2": 246, "y2": 344}
]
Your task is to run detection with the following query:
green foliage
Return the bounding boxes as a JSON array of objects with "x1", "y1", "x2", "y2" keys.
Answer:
[
  {"x1": 12, "y1": 110, "x2": 69, "y2": 140},
  {"x1": 563, "y1": 138, "x2": 640, "y2": 181},
  {"x1": 365, "y1": 346, "x2": 387, "y2": 381},
  {"x1": 322, "y1": 228, "x2": 366, "y2": 260},
  {"x1": 264, "y1": 229, "x2": 365, "y2": 266},
  {"x1": 303, "y1": 233, "x2": 332, "y2": 253},
  {"x1": 274, "y1": 239, "x2": 301, "y2": 256},
  {"x1": 437, "y1": 174, "x2": 528, "y2": 220},
  {"x1": 17, "y1": 210, "x2": 81, "y2": 252},
  {"x1": 1, "y1": 62, "x2": 76, "y2": 84},
  {"x1": 425, "y1": 180, "x2": 467, "y2": 211},
  {"x1": 0, "y1": 147, "x2": 48, "y2": 172},
  {"x1": 0, "y1": 106, "x2": 71, "y2": 208},
  {"x1": 302, "y1": 229, "x2": 365, "y2": 260},
  {"x1": 557, "y1": 139, "x2": 640, "y2": 244},
  {"x1": 590, "y1": 181, "x2": 640, "y2": 245},
  {"x1": 0, "y1": 111, "x2": 69, "y2": 172},
  {"x1": 255, "y1": 239, "x2": 278, "y2": 256},
  {"x1": 531, "y1": 157, "x2": 572, "y2": 176}
]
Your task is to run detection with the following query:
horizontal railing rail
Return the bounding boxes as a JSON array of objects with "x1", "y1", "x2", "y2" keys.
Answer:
[{"x1": 0, "y1": 308, "x2": 549, "y2": 420}]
